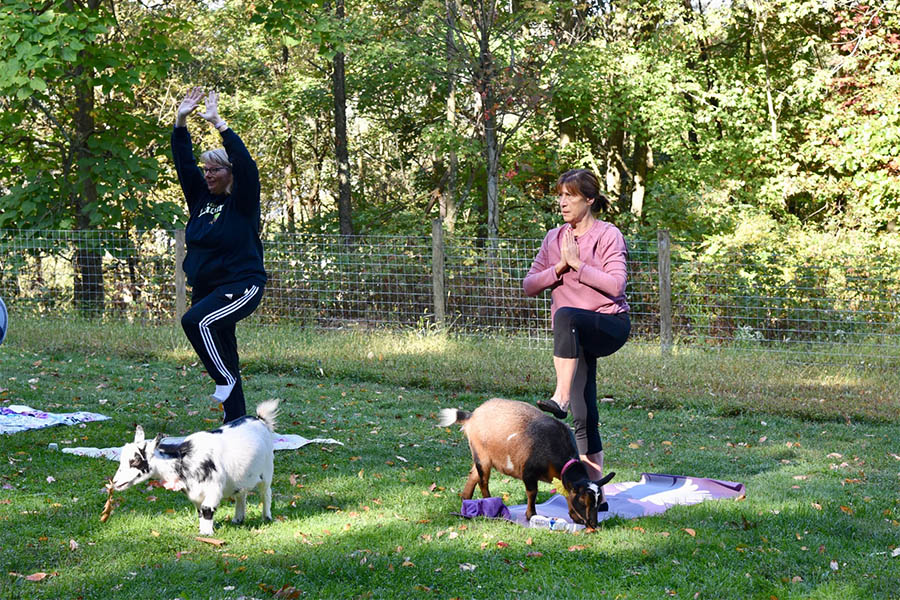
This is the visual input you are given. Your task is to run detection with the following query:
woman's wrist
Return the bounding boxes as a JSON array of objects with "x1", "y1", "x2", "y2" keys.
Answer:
[{"x1": 213, "y1": 120, "x2": 228, "y2": 132}]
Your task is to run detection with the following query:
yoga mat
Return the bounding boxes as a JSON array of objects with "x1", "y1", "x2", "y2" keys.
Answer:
[
  {"x1": 508, "y1": 473, "x2": 745, "y2": 526},
  {"x1": 61, "y1": 433, "x2": 342, "y2": 461},
  {"x1": 0, "y1": 405, "x2": 111, "y2": 435}
]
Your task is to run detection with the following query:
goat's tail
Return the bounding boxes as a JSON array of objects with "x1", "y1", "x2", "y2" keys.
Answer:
[
  {"x1": 437, "y1": 408, "x2": 471, "y2": 428},
  {"x1": 255, "y1": 399, "x2": 280, "y2": 432}
]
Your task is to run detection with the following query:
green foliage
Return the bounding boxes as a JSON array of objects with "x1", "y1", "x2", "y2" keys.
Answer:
[
  {"x1": 2, "y1": 0, "x2": 899, "y2": 272},
  {"x1": 0, "y1": 0, "x2": 189, "y2": 231}
]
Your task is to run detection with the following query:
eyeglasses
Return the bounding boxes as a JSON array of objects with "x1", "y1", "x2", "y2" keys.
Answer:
[{"x1": 202, "y1": 166, "x2": 228, "y2": 175}]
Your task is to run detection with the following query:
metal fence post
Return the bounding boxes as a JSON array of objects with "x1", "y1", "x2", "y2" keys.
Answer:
[
  {"x1": 175, "y1": 228, "x2": 186, "y2": 323},
  {"x1": 432, "y1": 218, "x2": 446, "y2": 328},
  {"x1": 658, "y1": 229, "x2": 673, "y2": 355}
]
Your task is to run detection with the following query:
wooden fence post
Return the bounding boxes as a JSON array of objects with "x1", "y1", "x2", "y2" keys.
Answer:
[
  {"x1": 432, "y1": 218, "x2": 446, "y2": 328},
  {"x1": 658, "y1": 229, "x2": 673, "y2": 355},
  {"x1": 175, "y1": 228, "x2": 186, "y2": 323}
]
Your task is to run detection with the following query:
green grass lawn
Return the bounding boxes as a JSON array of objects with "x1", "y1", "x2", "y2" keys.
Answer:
[{"x1": 1, "y1": 320, "x2": 899, "y2": 599}]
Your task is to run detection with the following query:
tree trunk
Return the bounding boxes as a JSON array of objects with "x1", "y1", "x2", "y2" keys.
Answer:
[
  {"x1": 443, "y1": 0, "x2": 460, "y2": 233},
  {"x1": 630, "y1": 134, "x2": 652, "y2": 219},
  {"x1": 333, "y1": 0, "x2": 353, "y2": 236},
  {"x1": 605, "y1": 128, "x2": 626, "y2": 207},
  {"x1": 280, "y1": 45, "x2": 298, "y2": 234},
  {"x1": 70, "y1": 2, "x2": 104, "y2": 318},
  {"x1": 755, "y1": 11, "x2": 778, "y2": 141},
  {"x1": 477, "y1": 4, "x2": 500, "y2": 239}
]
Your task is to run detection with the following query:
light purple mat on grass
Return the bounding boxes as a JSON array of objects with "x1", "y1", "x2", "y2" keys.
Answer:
[
  {"x1": 0, "y1": 404, "x2": 110, "y2": 435},
  {"x1": 508, "y1": 473, "x2": 745, "y2": 527}
]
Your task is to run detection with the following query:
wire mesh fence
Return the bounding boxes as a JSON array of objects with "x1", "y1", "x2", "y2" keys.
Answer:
[{"x1": 1, "y1": 227, "x2": 898, "y2": 366}]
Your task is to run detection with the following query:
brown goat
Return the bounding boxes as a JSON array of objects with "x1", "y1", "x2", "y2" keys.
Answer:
[{"x1": 438, "y1": 397, "x2": 614, "y2": 527}]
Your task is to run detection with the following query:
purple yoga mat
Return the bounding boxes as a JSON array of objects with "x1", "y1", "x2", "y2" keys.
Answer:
[{"x1": 508, "y1": 473, "x2": 746, "y2": 526}]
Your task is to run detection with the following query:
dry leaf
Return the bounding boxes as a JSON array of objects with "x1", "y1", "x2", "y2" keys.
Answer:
[
  {"x1": 496, "y1": 541, "x2": 509, "y2": 548},
  {"x1": 100, "y1": 481, "x2": 115, "y2": 523},
  {"x1": 683, "y1": 528, "x2": 696, "y2": 537},
  {"x1": 526, "y1": 551, "x2": 543, "y2": 557},
  {"x1": 273, "y1": 585, "x2": 302, "y2": 599},
  {"x1": 811, "y1": 502, "x2": 822, "y2": 510},
  {"x1": 839, "y1": 505, "x2": 854, "y2": 515},
  {"x1": 69, "y1": 539, "x2": 78, "y2": 551},
  {"x1": 459, "y1": 563, "x2": 477, "y2": 571},
  {"x1": 25, "y1": 572, "x2": 49, "y2": 582},
  {"x1": 891, "y1": 548, "x2": 900, "y2": 558},
  {"x1": 195, "y1": 537, "x2": 226, "y2": 546},
  {"x1": 568, "y1": 545, "x2": 587, "y2": 551}
]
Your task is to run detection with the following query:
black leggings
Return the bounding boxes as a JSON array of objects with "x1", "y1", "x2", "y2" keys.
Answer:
[{"x1": 553, "y1": 308, "x2": 630, "y2": 455}]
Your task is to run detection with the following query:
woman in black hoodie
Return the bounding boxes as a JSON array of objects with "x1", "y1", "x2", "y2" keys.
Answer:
[{"x1": 171, "y1": 87, "x2": 266, "y2": 423}]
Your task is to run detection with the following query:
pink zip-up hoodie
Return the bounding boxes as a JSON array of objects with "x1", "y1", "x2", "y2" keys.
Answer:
[{"x1": 523, "y1": 220, "x2": 629, "y2": 322}]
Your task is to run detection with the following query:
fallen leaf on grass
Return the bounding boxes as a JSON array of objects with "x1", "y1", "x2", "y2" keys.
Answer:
[
  {"x1": 829, "y1": 560, "x2": 839, "y2": 571},
  {"x1": 25, "y1": 572, "x2": 51, "y2": 582},
  {"x1": 100, "y1": 481, "x2": 116, "y2": 523},
  {"x1": 568, "y1": 545, "x2": 587, "y2": 551},
  {"x1": 839, "y1": 505, "x2": 854, "y2": 515},
  {"x1": 811, "y1": 502, "x2": 822, "y2": 510},
  {"x1": 682, "y1": 528, "x2": 696, "y2": 537},
  {"x1": 526, "y1": 551, "x2": 543, "y2": 557},
  {"x1": 69, "y1": 539, "x2": 78, "y2": 551},
  {"x1": 891, "y1": 548, "x2": 900, "y2": 558},
  {"x1": 496, "y1": 541, "x2": 509, "y2": 548},
  {"x1": 195, "y1": 537, "x2": 226, "y2": 546},
  {"x1": 459, "y1": 563, "x2": 477, "y2": 571}
]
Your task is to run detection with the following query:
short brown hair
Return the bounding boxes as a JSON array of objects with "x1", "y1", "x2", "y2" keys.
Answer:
[{"x1": 556, "y1": 169, "x2": 608, "y2": 212}]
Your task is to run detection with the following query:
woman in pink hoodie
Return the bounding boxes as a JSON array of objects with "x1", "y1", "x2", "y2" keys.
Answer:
[{"x1": 523, "y1": 169, "x2": 630, "y2": 480}]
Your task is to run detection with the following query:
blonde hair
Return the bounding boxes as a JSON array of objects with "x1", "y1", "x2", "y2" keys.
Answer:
[
  {"x1": 200, "y1": 148, "x2": 232, "y2": 169},
  {"x1": 200, "y1": 148, "x2": 233, "y2": 194}
]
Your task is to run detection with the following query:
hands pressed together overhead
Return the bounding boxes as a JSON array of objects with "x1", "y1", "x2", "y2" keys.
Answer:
[{"x1": 175, "y1": 87, "x2": 224, "y2": 129}]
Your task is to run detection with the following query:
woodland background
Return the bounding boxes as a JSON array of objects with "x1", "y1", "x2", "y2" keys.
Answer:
[{"x1": 1, "y1": 0, "x2": 899, "y2": 329}]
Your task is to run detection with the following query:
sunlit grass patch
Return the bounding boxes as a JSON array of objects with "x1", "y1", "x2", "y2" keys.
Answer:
[{"x1": 1, "y1": 319, "x2": 898, "y2": 598}]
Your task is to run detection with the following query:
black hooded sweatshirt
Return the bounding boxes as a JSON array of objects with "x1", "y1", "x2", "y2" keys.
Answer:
[{"x1": 171, "y1": 126, "x2": 267, "y2": 297}]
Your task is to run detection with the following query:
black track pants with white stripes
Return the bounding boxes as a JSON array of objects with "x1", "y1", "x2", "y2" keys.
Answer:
[{"x1": 181, "y1": 279, "x2": 263, "y2": 423}]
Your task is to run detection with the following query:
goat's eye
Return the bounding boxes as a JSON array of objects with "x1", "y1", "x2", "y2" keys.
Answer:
[{"x1": 129, "y1": 455, "x2": 142, "y2": 469}]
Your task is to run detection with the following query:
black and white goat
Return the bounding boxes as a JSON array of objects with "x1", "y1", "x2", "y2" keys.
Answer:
[
  {"x1": 438, "y1": 397, "x2": 615, "y2": 527},
  {"x1": 112, "y1": 399, "x2": 279, "y2": 535}
]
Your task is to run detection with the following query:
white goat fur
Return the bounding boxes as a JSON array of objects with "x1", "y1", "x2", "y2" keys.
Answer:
[{"x1": 112, "y1": 399, "x2": 279, "y2": 535}]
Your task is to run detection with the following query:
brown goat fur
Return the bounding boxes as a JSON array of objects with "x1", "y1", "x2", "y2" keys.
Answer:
[{"x1": 438, "y1": 397, "x2": 614, "y2": 527}]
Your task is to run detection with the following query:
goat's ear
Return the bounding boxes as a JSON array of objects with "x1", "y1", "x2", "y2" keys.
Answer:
[
  {"x1": 594, "y1": 471, "x2": 615, "y2": 487},
  {"x1": 134, "y1": 425, "x2": 145, "y2": 444},
  {"x1": 148, "y1": 433, "x2": 164, "y2": 450}
]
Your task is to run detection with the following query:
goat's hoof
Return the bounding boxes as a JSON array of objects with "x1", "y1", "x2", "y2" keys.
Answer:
[{"x1": 231, "y1": 518, "x2": 244, "y2": 525}]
